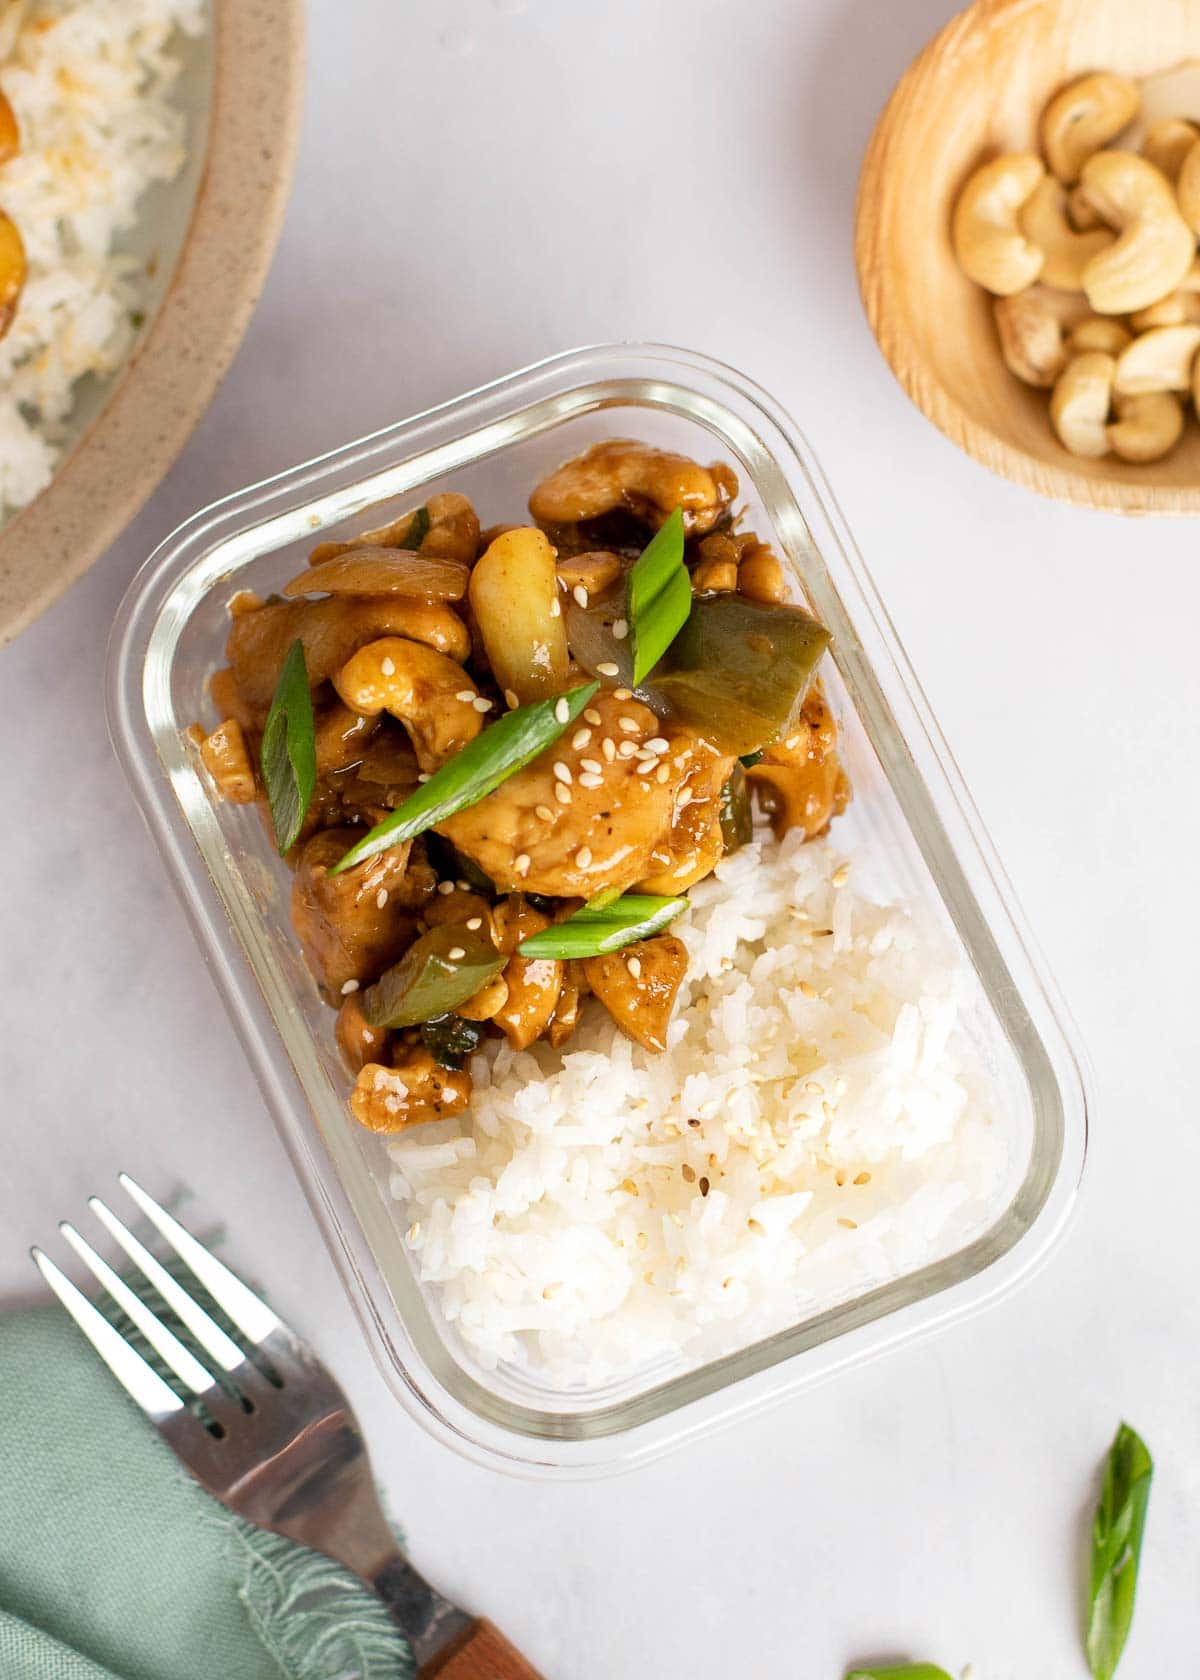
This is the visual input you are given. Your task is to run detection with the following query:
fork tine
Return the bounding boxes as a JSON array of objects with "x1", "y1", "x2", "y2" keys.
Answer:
[
  {"x1": 32, "y1": 1247, "x2": 185, "y2": 1420},
  {"x1": 59, "y1": 1223, "x2": 214, "y2": 1397},
  {"x1": 119, "y1": 1175, "x2": 282, "y2": 1346},
  {"x1": 89, "y1": 1197, "x2": 247, "y2": 1375}
]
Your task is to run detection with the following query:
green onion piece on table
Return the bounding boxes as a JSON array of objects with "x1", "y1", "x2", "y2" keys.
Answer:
[
  {"x1": 399, "y1": 505, "x2": 431, "y2": 550},
  {"x1": 628, "y1": 505, "x2": 690, "y2": 685},
  {"x1": 362, "y1": 927, "x2": 504, "y2": 1029},
  {"x1": 259, "y1": 638, "x2": 316, "y2": 855},
  {"x1": 845, "y1": 1667, "x2": 954, "y2": 1680},
  {"x1": 518, "y1": 893, "x2": 687, "y2": 959},
  {"x1": 1087, "y1": 1422, "x2": 1153, "y2": 1680},
  {"x1": 331, "y1": 681, "x2": 599, "y2": 874}
]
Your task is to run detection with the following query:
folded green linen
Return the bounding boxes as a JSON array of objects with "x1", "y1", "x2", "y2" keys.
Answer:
[{"x1": 0, "y1": 1305, "x2": 415, "y2": 1680}]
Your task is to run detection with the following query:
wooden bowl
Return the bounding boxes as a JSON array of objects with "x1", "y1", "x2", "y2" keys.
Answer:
[
  {"x1": 855, "y1": 0, "x2": 1200, "y2": 513},
  {"x1": 0, "y1": 0, "x2": 305, "y2": 645}
]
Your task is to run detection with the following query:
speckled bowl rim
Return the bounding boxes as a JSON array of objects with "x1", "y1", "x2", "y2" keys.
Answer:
[{"x1": 0, "y1": 0, "x2": 305, "y2": 646}]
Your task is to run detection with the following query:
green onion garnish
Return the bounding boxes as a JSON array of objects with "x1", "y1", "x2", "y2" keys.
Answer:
[
  {"x1": 628, "y1": 506, "x2": 689, "y2": 686},
  {"x1": 331, "y1": 680, "x2": 599, "y2": 875},
  {"x1": 846, "y1": 1668, "x2": 953, "y2": 1680},
  {"x1": 259, "y1": 638, "x2": 316, "y2": 854},
  {"x1": 399, "y1": 505, "x2": 431, "y2": 550},
  {"x1": 1087, "y1": 1422, "x2": 1153, "y2": 1680},
  {"x1": 517, "y1": 893, "x2": 687, "y2": 959}
]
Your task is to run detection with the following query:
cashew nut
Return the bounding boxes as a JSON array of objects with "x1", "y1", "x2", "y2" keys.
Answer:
[
  {"x1": 1018, "y1": 177, "x2": 1112, "y2": 290},
  {"x1": 1106, "y1": 391, "x2": 1184, "y2": 462},
  {"x1": 1067, "y1": 184, "x2": 1106, "y2": 231},
  {"x1": 1129, "y1": 291, "x2": 1200, "y2": 330},
  {"x1": 1175, "y1": 136, "x2": 1200, "y2": 235},
  {"x1": 198, "y1": 719, "x2": 256, "y2": 803},
  {"x1": 1068, "y1": 316, "x2": 1132, "y2": 355},
  {"x1": 993, "y1": 287, "x2": 1089, "y2": 386},
  {"x1": 309, "y1": 492, "x2": 480, "y2": 568},
  {"x1": 1113, "y1": 324, "x2": 1200, "y2": 394},
  {"x1": 1077, "y1": 151, "x2": 1195, "y2": 314},
  {"x1": 1142, "y1": 117, "x2": 1199, "y2": 182},
  {"x1": 333, "y1": 636, "x2": 486, "y2": 771},
  {"x1": 1041, "y1": 72, "x2": 1140, "y2": 183},
  {"x1": 529, "y1": 440, "x2": 737, "y2": 534},
  {"x1": 1049, "y1": 352, "x2": 1115, "y2": 457},
  {"x1": 951, "y1": 154, "x2": 1045, "y2": 294}
]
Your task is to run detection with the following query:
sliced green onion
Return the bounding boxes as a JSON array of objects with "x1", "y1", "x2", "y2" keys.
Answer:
[
  {"x1": 628, "y1": 506, "x2": 689, "y2": 686},
  {"x1": 259, "y1": 638, "x2": 316, "y2": 854},
  {"x1": 846, "y1": 1667, "x2": 953, "y2": 1680},
  {"x1": 399, "y1": 505, "x2": 431, "y2": 550},
  {"x1": 517, "y1": 893, "x2": 687, "y2": 959},
  {"x1": 1087, "y1": 1422, "x2": 1153, "y2": 1680},
  {"x1": 331, "y1": 681, "x2": 599, "y2": 874},
  {"x1": 739, "y1": 749, "x2": 764, "y2": 768}
]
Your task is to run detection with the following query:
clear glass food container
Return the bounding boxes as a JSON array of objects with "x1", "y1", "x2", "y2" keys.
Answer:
[{"x1": 107, "y1": 344, "x2": 1089, "y2": 1476}]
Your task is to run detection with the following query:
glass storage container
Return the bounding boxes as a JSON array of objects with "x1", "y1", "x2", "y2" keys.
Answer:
[{"x1": 107, "y1": 344, "x2": 1089, "y2": 1475}]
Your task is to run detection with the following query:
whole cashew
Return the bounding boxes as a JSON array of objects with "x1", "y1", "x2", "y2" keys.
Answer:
[
  {"x1": 1050, "y1": 352, "x2": 1115, "y2": 457},
  {"x1": 1077, "y1": 151, "x2": 1195, "y2": 315},
  {"x1": 951, "y1": 154, "x2": 1045, "y2": 295},
  {"x1": 529, "y1": 440, "x2": 737, "y2": 534},
  {"x1": 1068, "y1": 316, "x2": 1132, "y2": 356},
  {"x1": 1113, "y1": 324, "x2": 1200, "y2": 395},
  {"x1": 333, "y1": 636, "x2": 486, "y2": 771},
  {"x1": 1175, "y1": 137, "x2": 1200, "y2": 235},
  {"x1": 1018, "y1": 177, "x2": 1112, "y2": 290},
  {"x1": 1142, "y1": 117, "x2": 1199, "y2": 183},
  {"x1": 1041, "y1": 72, "x2": 1140, "y2": 184},
  {"x1": 1107, "y1": 391, "x2": 1184, "y2": 463},
  {"x1": 993, "y1": 288, "x2": 1089, "y2": 386}
]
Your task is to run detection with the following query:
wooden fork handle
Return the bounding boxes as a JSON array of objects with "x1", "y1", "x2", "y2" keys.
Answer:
[{"x1": 419, "y1": 1616, "x2": 544, "y2": 1679}]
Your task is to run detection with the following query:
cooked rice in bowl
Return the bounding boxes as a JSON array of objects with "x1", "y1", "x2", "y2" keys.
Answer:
[
  {"x1": 0, "y1": 0, "x2": 204, "y2": 518},
  {"x1": 388, "y1": 824, "x2": 1017, "y2": 1388}
]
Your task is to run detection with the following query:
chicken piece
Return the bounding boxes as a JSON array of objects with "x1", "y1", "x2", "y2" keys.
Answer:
[
  {"x1": 746, "y1": 681, "x2": 850, "y2": 840},
  {"x1": 529, "y1": 440, "x2": 737, "y2": 535},
  {"x1": 424, "y1": 889, "x2": 497, "y2": 945},
  {"x1": 547, "y1": 959, "x2": 587, "y2": 1049},
  {"x1": 336, "y1": 993, "x2": 388, "y2": 1071},
  {"x1": 309, "y1": 491, "x2": 481, "y2": 567},
  {"x1": 349, "y1": 1050, "x2": 472, "y2": 1132},
  {"x1": 226, "y1": 596, "x2": 470, "y2": 709},
  {"x1": 197, "y1": 719, "x2": 256, "y2": 803},
  {"x1": 290, "y1": 828, "x2": 434, "y2": 995},
  {"x1": 554, "y1": 550, "x2": 623, "y2": 595},
  {"x1": 209, "y1": 666, "x2": 261, "y2": 731},
  {"x1": 492, "y1": 896, "x2": 563, "y2": 1050},
  {"x1": 638, "y1": 736, "x2": 734, "y2": 894},
  {"x1": 584, "y1": 935, "x2": 688, "y2": 1053},
  {"x1": 313, "y1": 698, "x2": 378, "y2": 775},
  {"x1": 437, "y1": 691, "x2": 691, "y2": 897}
]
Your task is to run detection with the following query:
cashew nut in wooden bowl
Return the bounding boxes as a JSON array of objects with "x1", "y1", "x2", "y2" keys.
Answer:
[{"x1": 855, "y1": 0, "x2": 1200, "y2": 514}]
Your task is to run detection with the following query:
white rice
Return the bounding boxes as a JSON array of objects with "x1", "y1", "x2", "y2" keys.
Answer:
[
  {"x1": 389, "y1": 828, "x2": 1016, "y2": 1389},
  {"x1": 0, "y1": 0, "x2": 203, "y2": 518}
]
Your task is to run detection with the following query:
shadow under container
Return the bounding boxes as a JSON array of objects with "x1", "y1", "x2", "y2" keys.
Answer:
[{"x1": 107, "y1": 343, "x2": 1089, "y2": 1476}]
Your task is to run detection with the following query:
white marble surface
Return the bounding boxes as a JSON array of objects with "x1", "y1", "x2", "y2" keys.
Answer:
[{"x1": 3, "y1": 0, "x2": 1199, "y2": 1672}]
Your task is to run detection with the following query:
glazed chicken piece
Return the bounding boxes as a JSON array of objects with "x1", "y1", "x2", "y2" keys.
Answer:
[
  {"x1": 491, "y1": 895, "x2": 563, "y2": 1050},
  {"x1": 584, "y1": 935, "x2": 689, "y2": 1053},
  {"x1": 638, "y1": 736, "x2": 734, "y2": 894},
  {"x1": 746, "y1": 681, "x2": 851, "y2": 840},
  {"x1": 290, "y1": 828, "x2": 435, "y2": 996},
  {"x1": 437, "y1": 691, "x2": 698, "y2": 897}
]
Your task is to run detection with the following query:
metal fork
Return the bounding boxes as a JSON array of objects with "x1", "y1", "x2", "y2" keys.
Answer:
[{"x1": 33, "y1": 1175, "x2": 540, "y2": 1680}]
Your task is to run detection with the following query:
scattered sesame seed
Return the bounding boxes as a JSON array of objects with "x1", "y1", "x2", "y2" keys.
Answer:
[
  {"x1": 620, "y1": 1177, "x2": 639, "y2": 1196},
  {"x1": 417, "y1": 771, "x2": 431, "y2": 783},
  {"x1": 602, "y1": 738, "x2": 617, "y2": 762},
  {"x1": 406, "y1": 1222, "x2": 422, "y2": 1242},
  {"x1": 573, "y1": 729, "x2": 592, "y2": 750},
  {"x1": 785, "y1": 734, "x2": 801, "y2": 750},
  {"x1": 675, "y1": 789, "x2": 693, "y2": 810},
  {"x1": 555, "y1": 783, "x2": 572, "y2": 805},
  {"x1": 380, "y1": 656, "x2": 396, "y2": 676},
  {"x1": 614, "y1": 687, "x2": 632, "y2": 700},
  {"x1": 747, "y1": 1217, "x2": 764, "y2": 1234},
  {"x1": 646, "y1": 737, "x2": 670, "y2": 753},
  {"x1": 799, "y1": 980, "x2": 817, "y2": 998},
  {"x1": 682, "y1": 1164, "x2": 696, "y2": 1186},
  {"x1": 466, "y1": 916, "x2": 483, "y2": 930},
  {"x1": 554, "y1": 697, "x2": 570, "y2": 724},
  {"x1": 438, "y1": 880, "x2": 456, "y2": 895},
  {"x1": 340, "y1": 979, "x2": 359, "y2": 995},
  {"x1": 514, "y1": 853, "x2": 531, "y2": 875},
  {"x1": 376, "y1": 888, "x2": 389, "y2": 909},
  {"x1": 549, "y1": 597, "x2": 561, "y2": 617},
  {"x1": 505, "y1": 688, "x2": 520, "y2": 710},
  {"x1": 596, "y1": 661, "x2": 620, "y2": 677},
  {"x1": 447, "y1": 946, "x2": 466, "y2": 960},
  {"x1": 552, "y1": 761, "x2": 572, "y2": 784},
  {"x1": 854, "y1": 1171, "x2": 871, "y2": 1185},
  {"x1": 579, "y1": 773, "x2": 603, "y2": 789},
  {"x1": 636, "y1": 759, "x2": 655, "y2": 775},
  {"x1": 455, "y1": 689, "x2": 475, "y2": 703},
  {"x1": 655, "y1": 763, "x2": 670, "y2": 783},
  {"x1": 584, "y1": 708, "x2": 602, "y2": 726},
  {"x1": 837, "y1": 1217, "x2": 858, "y2": 1229},
  {"x1": 580, "y1": 757, "x2": 602, "y2": 774},
  {"x1": 612, "y1": 618, "x2": 629, "y2": 639},
  {"x1": 832, "y1": 863, "x2": 850, "y2": 887},
  {"x1": 542, "y1": 1281, "x2": 563, "y2": 1299},
  {"x1": 805, "y1": 1080, "x2": 824, "y2": 1095},
  {"x1": 576, "y1": 846, "x2": 592, "y2": 868},
  {"x1": 362, "y1": 1029, "x2": 375, "y2": 1044},
  {"x1": 698, "y1": 1176, "x2": 710, "y2": 1196},
  {"x1": 572, "y1": 584, "x2": 589, "y2": 608},
  {"x1": 535, "y1": 804, "x2": 555, "y2": 822},
  {"x1": 627, "y1": 955, "x2": 642, "y2": 979},
  {"x1": 636, "y1": 1231, "x2": 648, "y2": 1251},
  {"x1": 618, "y1": 716, "x2": 639, "y2": 734},
  {"x1": 456, "y1": 879, "x2": 471, "y2": 891},
  {"x1": 472, "y1": 696, "x2": 492, "y2": 713}
]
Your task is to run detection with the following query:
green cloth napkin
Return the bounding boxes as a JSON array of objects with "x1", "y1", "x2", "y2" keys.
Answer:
[{"x1": 0, "y1": 1305, "x2": 416, "y2": 1680}]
